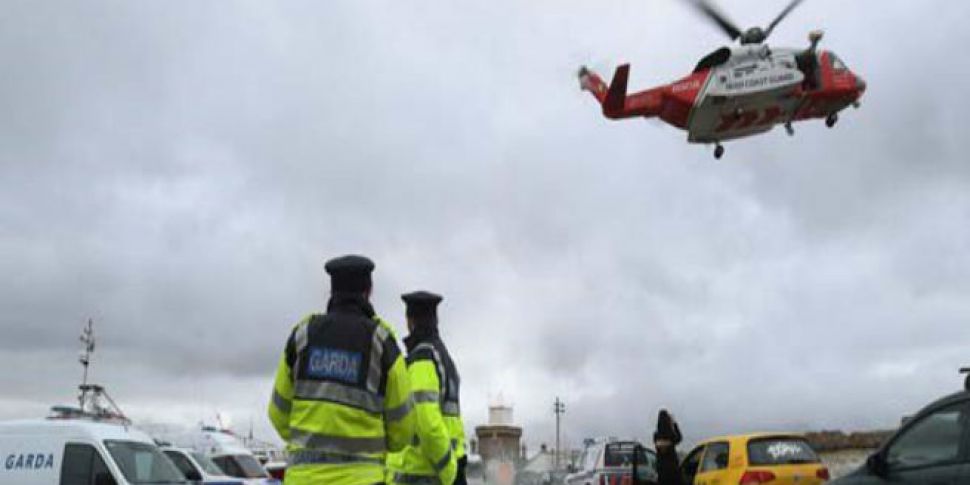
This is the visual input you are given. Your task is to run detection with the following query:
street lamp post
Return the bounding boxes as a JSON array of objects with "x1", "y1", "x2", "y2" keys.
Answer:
[{"x1": 553, "y1": 397, "x2": 565, "y2": 470}]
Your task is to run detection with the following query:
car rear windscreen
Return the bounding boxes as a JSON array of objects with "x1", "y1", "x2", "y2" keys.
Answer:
[{"x1": 746, "y1": 437, "x2": 820, "y2": 466}]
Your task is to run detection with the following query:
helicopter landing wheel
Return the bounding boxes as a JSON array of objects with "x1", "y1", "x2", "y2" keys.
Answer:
[
  {"x1": 714, "y1": 143, "x2": 724, "y2": 160},
  {"x1": 785, "y1": 122, "x2": 794, "y2": 136},
  {"x1": 825, "y1": 112, "x2": 838, "y2": 128}
]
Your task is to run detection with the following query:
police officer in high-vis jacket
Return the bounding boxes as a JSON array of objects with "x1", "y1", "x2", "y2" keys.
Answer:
[
  {"x1": 389, "y1": 291, "x2": 466, "y2": 485},
  {"x1": 268, "y1": 255, "x2": 415, "y2": 485}
]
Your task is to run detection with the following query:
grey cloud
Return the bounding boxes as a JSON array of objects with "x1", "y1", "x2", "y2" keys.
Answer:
[{"x1": 2, "y1": 0, "x2": 970, "y2": 452}]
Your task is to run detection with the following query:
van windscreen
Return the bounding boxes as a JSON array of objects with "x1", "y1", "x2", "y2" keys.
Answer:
[
  {"x1": 104, "y1": 440, "x2": 185, "y2": 484},
  {"x1": 190, "y1": 451, "x2": 226, "y2": 476},
  {"x1": 212, "y1": 454, "x2": 269, "y2": 478}
]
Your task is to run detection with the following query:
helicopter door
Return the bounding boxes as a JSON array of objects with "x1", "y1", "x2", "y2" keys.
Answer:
[{"x1": 795, "y1": 51, "x2": 821, "y2": 90}]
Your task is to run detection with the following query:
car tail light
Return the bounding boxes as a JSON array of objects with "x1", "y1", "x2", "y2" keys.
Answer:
[
  {"x1": 739, "y1": 470, "x2": 776, "y2": 485},
  {"x1": 816, "y1": 467, "x2": 830, "y2": 480}
]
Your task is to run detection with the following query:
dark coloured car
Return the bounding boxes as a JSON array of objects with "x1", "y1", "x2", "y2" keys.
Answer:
[{"x1": 831, "y1": 373, "x2": 970, "y2": 485}]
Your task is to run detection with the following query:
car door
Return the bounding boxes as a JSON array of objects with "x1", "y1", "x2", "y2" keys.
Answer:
[
  {"x1": 694, "y1": 441, "x2": 729, "y2": 485},
  {"x1": 680, "y1": 445, "x2": 706, "y2": 485},
  {"x1": 874, "y1": 399, "x2": 970, "y2": 485}
]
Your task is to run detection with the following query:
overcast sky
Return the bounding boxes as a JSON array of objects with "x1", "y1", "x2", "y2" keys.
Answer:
[{"x1": 2, "y1": 0, "x2": 969, "y2": 452}]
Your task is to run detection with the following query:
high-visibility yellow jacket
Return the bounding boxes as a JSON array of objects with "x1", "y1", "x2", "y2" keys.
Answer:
[
  {"x1": 268, "y1": 297, "x2": 414, "y2": 485},
  {"x1": 389, "y1": 332, "x2": 464, "y2": 485}
]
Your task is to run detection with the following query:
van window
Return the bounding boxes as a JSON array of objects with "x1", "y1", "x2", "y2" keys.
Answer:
[
  {"x1": 60, "y1": 444, "x2": 115, "y2": 485},
  {"x1": 103, "y1": 441, "x2": 183, "y2": 484}
]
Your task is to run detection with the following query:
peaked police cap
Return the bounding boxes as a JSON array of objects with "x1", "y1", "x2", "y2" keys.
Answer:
[
  {"x1": 324, "y1": 255, "x2": 375, "y2": 292},
  {"x1": 401, "y1": 290, "x2": 442, "y2": 319}
]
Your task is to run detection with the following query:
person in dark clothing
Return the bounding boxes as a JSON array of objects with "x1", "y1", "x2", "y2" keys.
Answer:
[{"x1": 653, "y1": 409, "x2": 686, "y2": 485}]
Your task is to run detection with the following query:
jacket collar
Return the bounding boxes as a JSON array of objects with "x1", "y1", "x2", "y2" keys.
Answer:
[
  {"x1": 404, "y1": 317, "x2": 438, "y2": 353},
  {"x1": 326, "y1": 292, "x2": 376, "y2": 318}
]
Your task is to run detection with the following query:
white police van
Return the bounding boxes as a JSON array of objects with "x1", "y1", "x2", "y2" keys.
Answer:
[
  {"x1": 169, "y1": 428, "x2": 277, "y2": 485},
  {"x1": 0, "y1": 419, "x2": 186, "y2": 485},
  {"x1": 160, "y1": 446, "x2": 242, "y2": 485}
]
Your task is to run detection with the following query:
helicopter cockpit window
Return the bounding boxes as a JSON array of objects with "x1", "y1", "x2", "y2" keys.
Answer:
[
  {"x1": 693, "y1": 47, "x2": 732, "y2": 73},
  {"x1": 830, "y1": 54, "x2": 847, "y2": 71}
]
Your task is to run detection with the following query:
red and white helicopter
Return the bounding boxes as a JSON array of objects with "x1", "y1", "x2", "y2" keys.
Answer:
[{"x1": 579, "y1": 0, "x2": 866, "y2": 158}]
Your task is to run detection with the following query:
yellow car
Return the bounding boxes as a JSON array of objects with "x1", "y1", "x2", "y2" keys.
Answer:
[{"x1": 680, "y1": 433, "x2": 830, "y2": 485}]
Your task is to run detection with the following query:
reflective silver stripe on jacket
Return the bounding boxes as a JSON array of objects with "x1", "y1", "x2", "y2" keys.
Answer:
[
  {"x1": 289, "y1": 429, "x2": 387, "y2": 454},
  {"x1": 294, "y1": 380, "x2": 384, "y2": 414},
  {"x1": 393, "y1": 472, "x2": 441, "y2": 485},
  {"x1": 271, "y1": 389, "x2": 292, "y2": 413},
  {"x1": 288, "y1": 449, "x2": 382, "y2": 466},
  {"x1": 450, "y1": 439, "x2": 458, "y2": 451},
  {"x1": 366, "y1": 323, "x2": 389, "y2": 395},
  {"x1": 441, "y1": 400, "x2": 460, "y2": 417},
  {"x1": 433, "y1": 449, "x2": 452, "y2": 472},
  {"x1": 412, "y1": 343, "x2": 446, "y2": 393},
  {"x1": 385, "y1": 398, "x2": 413, "y2": 422},
  {"x1": 294, "y1": 319, "x2": 310, "y2": 353},
  {"x1": 411, "y1": 390, "x2": 440, "y2": 404}
]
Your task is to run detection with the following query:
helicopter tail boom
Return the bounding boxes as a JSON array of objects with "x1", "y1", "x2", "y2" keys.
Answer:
[{"x1": 579, "y1": 64, "x2": 664, "y2": 120}]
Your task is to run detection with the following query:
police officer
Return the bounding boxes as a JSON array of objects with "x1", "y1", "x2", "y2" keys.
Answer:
[
  {"x1": 268, "y1": 255, "x2": 415, "y2": 485},
  {"x1": 390, "y1": 291, "x2": 466, "y2": 485}
]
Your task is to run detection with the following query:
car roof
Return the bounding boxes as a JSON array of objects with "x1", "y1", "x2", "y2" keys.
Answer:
[
  {"x1": 917, "y1": 390, "x2": 970, "y2": 414},
  {"x1": 698, "y1": 432, "x2": 806, "y2": 445}
]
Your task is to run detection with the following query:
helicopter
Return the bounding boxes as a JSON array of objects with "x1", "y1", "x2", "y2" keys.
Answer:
[{"x1": 578, "y1": 0, "x2": 866, "y2": 159}]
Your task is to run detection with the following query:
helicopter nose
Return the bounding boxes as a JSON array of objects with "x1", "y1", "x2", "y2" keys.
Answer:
[{"x1": 855, "y1": 75, "x2": 867, "y2": 93}]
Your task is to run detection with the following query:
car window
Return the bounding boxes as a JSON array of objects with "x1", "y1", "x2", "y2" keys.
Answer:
[
  {"x1": 681, "y1": 445, "x2": 705, "y2": 484},
  {"x1": 747, "y1": 437, "x2": 819, "y2": 465},
  {"x1": 699, "y1": 441, "x2": 729, "y2": 472},
  {"x1": 604, "y1": 442, "x2": 651, "y2": 467},
  {"x1": 887, "y1": 401, "x2": 969, "y2": 470},
  {"x1": 60, "y1": 443, "x2": 115, "y2": 485},
  {"x1": 583, "y1": 446, "x2": 600, "y2": 470}
]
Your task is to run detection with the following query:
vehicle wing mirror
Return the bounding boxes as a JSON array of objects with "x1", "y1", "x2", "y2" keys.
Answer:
[
  {"x1": 94, "y1": 472, "x2": 117, "y2": 485},
  {"x1": 185, "y1": 468, "x2": 202, "y2": 481},
  {"x1": 866, "y1": 452, "x2": 887, "y2": 477}
]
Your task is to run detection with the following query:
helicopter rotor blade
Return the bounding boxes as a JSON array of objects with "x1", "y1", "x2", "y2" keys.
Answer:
[
  {"x1": 686, "y1": 0, "x2": 743, "y2": 40},
  {"x1": 764, "y1": 0, "x2": 806, "y2": 38}
]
